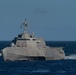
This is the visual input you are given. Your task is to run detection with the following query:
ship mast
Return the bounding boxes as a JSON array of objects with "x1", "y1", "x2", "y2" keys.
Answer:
[{"x1": 22, "y1": 18, "x2": 28, "y2": 33}]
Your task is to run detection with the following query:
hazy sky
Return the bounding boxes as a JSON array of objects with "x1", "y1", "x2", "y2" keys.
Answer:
[{"x1": 0, "y1": 0, "x2": 76, "y2": 41}]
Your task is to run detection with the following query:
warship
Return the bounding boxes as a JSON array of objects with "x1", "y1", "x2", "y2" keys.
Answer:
[{"x1": 2, "y1": 19, "x2": 65, "y2": 61}]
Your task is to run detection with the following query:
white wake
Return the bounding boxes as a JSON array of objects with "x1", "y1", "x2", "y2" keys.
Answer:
[{"x1": 65, "y1": 54, "x2": 76, "y2": 59}]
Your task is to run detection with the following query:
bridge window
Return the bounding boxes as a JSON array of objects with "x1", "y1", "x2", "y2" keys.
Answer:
[
  {"x1": 26, "y1": 39, "x2": 30, "y2": 40},
  {"x1": 33, "y1": 39, "x2": 36, "y2": 41},
  {"x1": 30, "y1": 35, "x2": 32, "y2": 38}
]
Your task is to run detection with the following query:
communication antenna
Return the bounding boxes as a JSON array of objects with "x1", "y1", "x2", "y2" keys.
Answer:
[{"x1": 21, "y1": 18, "x2": 28, "y2": 32}]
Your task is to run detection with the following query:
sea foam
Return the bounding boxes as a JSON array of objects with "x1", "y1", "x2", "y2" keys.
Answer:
[{"x1": 65, "y1": 54, "x2": 76, "y2": 59}]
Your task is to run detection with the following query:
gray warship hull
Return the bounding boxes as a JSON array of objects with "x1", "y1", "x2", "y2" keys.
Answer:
[
  {"x1": 2, "y1": 46, "x2": 65, "y2": 61},
  {"x1": 1, "y1": 18, "x2": 65, "y2": 61}
]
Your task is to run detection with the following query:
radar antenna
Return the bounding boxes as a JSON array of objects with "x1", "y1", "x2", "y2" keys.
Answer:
[{"x1": 21, "y1": 18, "x2": 28, "y2": 32}]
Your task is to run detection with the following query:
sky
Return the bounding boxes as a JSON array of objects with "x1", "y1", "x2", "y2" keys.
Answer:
[{"x1": 0, "y1": 0, "x2": 76, "y2": 41}]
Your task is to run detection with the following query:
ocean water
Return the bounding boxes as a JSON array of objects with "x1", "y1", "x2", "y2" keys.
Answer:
[{"x1": 0, "y1": 41, "x2": 76, "y2": 75}]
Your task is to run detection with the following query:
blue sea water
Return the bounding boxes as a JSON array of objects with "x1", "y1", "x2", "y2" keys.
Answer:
[{"x1": 0, "y1": 41, "x2": 76, "y2": 75}]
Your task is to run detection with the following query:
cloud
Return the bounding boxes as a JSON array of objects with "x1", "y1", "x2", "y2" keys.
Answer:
[{"x1": 34, "y1": 8, "x2": 48, "y2": 14}]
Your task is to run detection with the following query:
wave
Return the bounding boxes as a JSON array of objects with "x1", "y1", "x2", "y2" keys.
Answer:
[
  {"x1": 0, "y1": 53, "x2": 2, "y2": 56},
  {"x1": 65, "y1": 54, "x2": 76, "y2": 59},
  {"x1": 57, "y1": 70, "x2": 66, "y2": 73},
  {"x1": 31, "y1": 69, "x2": 50, "y2": 73}
]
